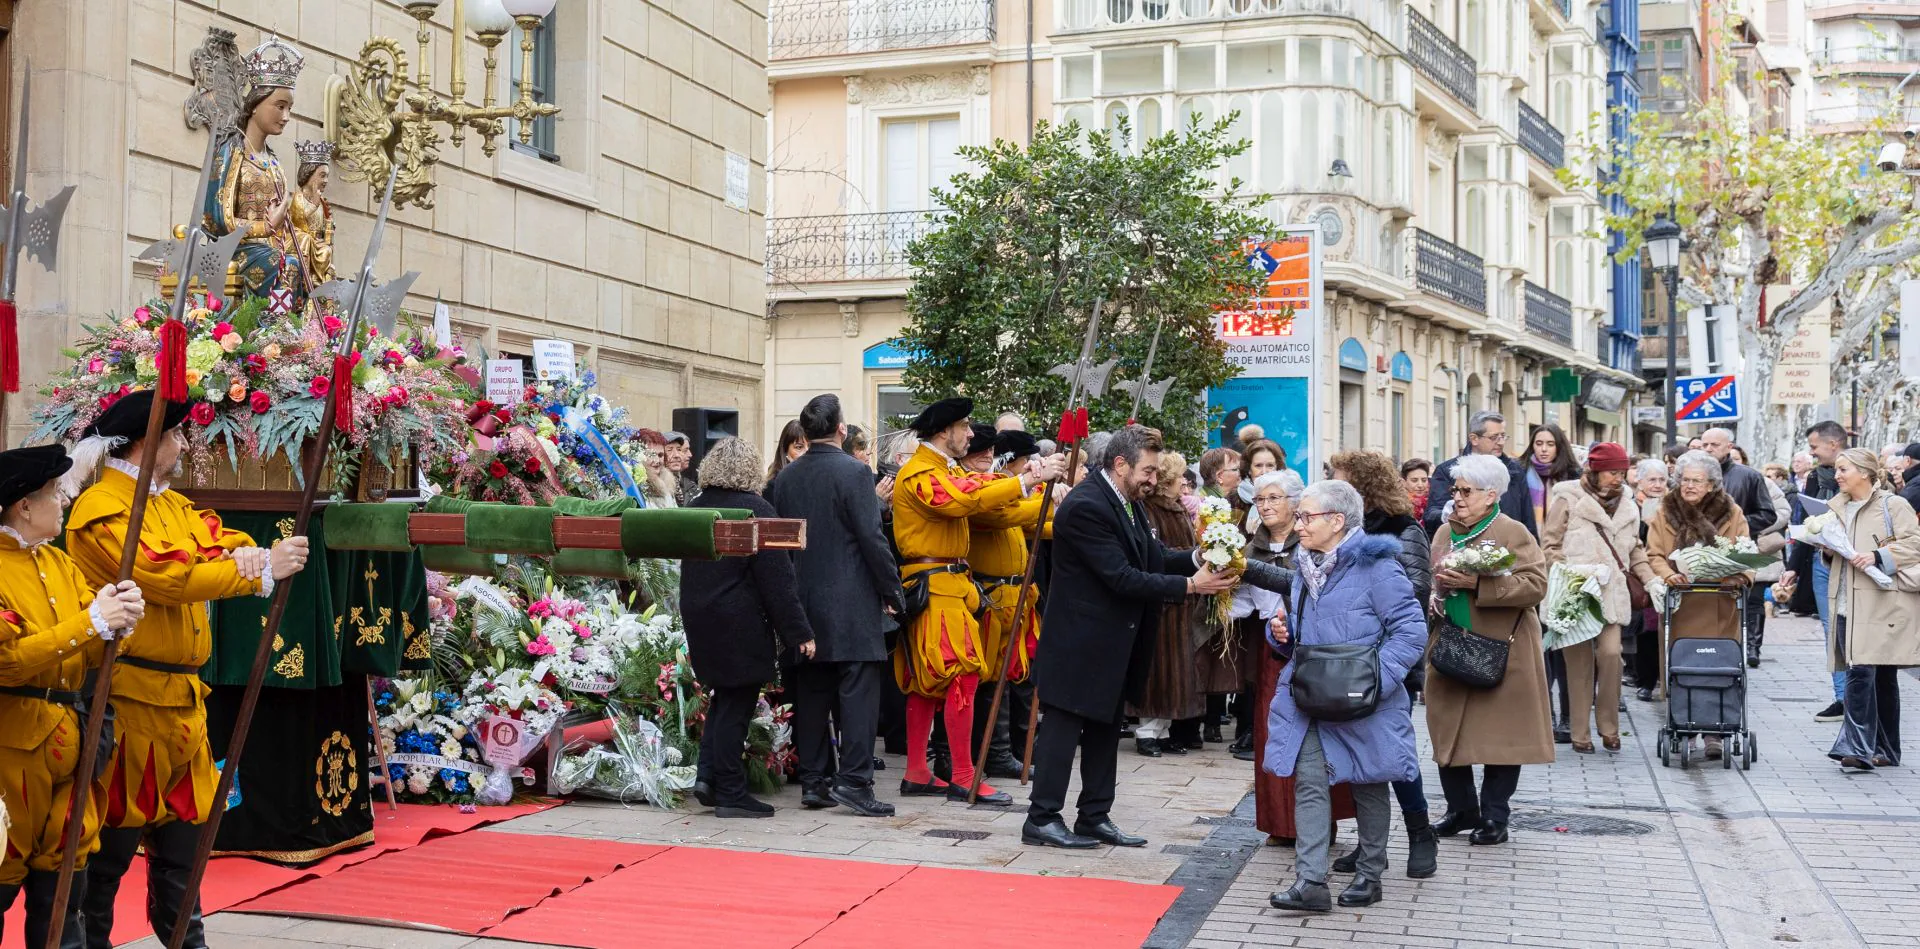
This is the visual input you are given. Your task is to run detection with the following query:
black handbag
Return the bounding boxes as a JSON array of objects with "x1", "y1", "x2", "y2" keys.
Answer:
[
  {"x1": 1429, "y1": 612, "x2": 1525, "y2": 689},
  {"x1": 1287, "y1": 596, "x2": 1388, "y2": 723}
]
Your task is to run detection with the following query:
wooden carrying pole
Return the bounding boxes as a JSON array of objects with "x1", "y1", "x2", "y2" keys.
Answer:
[
  {"x1": 969, "y1": 297, "x2": 1104, "y2": 802},
  {"x1": 42, "y1": 123, "x2": 221, "y2": 949},
  {"x1": 165, "y1": 163, "x2": 410, "y2": 949}
]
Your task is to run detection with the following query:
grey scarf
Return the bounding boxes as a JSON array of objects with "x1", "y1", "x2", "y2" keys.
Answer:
[{"x1": 1292, "y1": 528, "x2": 1361, "y2": 600}]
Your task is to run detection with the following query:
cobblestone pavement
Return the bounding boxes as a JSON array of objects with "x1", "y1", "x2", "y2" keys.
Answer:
[{"x1": 130, "y1": 614, "x2": 1917, "y2": 948}]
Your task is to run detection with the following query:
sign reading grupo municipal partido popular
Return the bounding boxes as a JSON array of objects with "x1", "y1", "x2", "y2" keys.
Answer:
[{"x1": 1207, "y1": 226, "x2": 1322, "y2": 478}]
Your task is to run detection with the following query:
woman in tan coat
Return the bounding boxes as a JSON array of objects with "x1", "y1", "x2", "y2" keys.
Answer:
[
  {"x1": 1541, "y1": 443, "x2": 1660, "y2": 754},
  {"x1": 1426, "y1": 454, "x2": 1552, "y2": 847},
  {"x1": 1823, "y1": 448, "x2": 1920, "y2": 771},
  {"x1": 1644, "y1": 450, "x2": 1751, "y2": 759}
]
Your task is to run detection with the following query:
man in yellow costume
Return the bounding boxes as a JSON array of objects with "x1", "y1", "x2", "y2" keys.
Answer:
[
  {"x1": 892, "y1": 399, "x2": 1061, "y2": 804},
  {"x1": 0, "y1": 445, "x2": 146, "y2": 949},
  {"x1": 61, "y1": 392, "x2": 309, "y2": 949},
  {"x1": 962, "y1": 427, "x2": 1058, "y2": 779}
]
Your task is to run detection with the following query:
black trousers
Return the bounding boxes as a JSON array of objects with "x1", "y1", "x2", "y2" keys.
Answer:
[
  {"x1": 786, "y1": 660, "x2": 883, "y2": 789},
  {"x1": 1832, "y1": 621, "x2": 1902, "y2": 765},
  {"x1": 1545, "y1": 651, "x2": 1571, "y2": 728},
  {"x1": 1744, "y1": 583, "x2": 1769, "y2": 656},
  {"x1": 1436, "y1": 764, "x2": 1522, "y2": 824},
  {"x1": 1026, "y1": 703, "x2": 1121, "y2": 826},
  {"x1": 970, "y1": 677, "x2": 1036, "y2": 764},
  {"x1": 700, "y1": 684, "x2": 761, "y2": 806}
]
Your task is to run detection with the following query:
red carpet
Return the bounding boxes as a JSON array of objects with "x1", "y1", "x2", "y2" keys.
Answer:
[
  {"x1": 0, "y1": 800, "x2": 561, "y2": 948},
  {"x1": 484, "y1": 848, "x2": 913, "y2": 949},
  {"x1": 799, "y1": 865, "x2": 1182, "y2": 948},
  {"x1": 231, "y1": 832, "x2": 659, "y2": 933}
]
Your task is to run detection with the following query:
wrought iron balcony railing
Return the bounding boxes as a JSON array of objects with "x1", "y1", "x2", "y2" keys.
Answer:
[
  {"x1": 766, "y1": 211, "x2": 937, "y2": 285},
  {"x1": 1056, "y1": 0, "x2": 1404, "y2": 41},
  {"x1": 1408, "y1": 10, "x2": 1477, "y2": 110},
  {"x1": 1524, "y1": 281, "x2": 1574, "y2": 346},
  {"x1": 1518, "y1": 101, "x2": 1564, "y2": 169},
  {"x1": 771, "y1": 0, "x2": 995, "y2": 60},
  {"x1": 1412, "y1": 229, "x2": 1486, "y2": 314}
]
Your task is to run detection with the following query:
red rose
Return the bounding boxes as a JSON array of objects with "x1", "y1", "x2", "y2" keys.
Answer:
[
  {"x1": 207, "y1": 296, "x2": 224, "y2": 313},
  {"x1": 488, "y1": 461, "x2": 510, "y2": 479},
  {"x1": 213, "y1": 322, "x2": 235, "y2": 338},
  {"x1": 189, "y1": 402, "x2": 216, "y2": 426},
  {"x1": 322, "y1": 315, "x2": 343, "y2": 336},
  {"x1": 249, "y1": 390, "x2": 272, "y2": 414},
  {"x1": 308, "y1": 376, "x2": 331, "y2": 398},
  {"x1": 493, "y1": 409, "x2": 511, "y2": 424},
  {"x1": 475, "y1": 400, "x2": 495, "y2": 414},
  {"x1": 245, "y1": 353, "x2": 267, "y2": 373},
  {"x1": 525, "y1": 456, "x2": 542, "y2": 474}
]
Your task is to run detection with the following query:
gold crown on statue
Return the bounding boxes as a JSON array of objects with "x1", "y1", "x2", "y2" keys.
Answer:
[
  {"x1": 294, "y1": 139, "x2": 336, "y2": 166},
  {"x1": 245, "y1": 34, "x2": 305, "y2": 90}
]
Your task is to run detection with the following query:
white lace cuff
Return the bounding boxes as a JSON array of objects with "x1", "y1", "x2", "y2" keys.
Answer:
[
  {"x1": 89, "y1": 600, "x2": 118, "y2": 640},
  {"x1": 257, "y1": 568, "x2": 276, "y2": 599}
]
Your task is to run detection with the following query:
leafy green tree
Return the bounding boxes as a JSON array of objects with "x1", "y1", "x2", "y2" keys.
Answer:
[{"x1": 898, "y1": 116, "x2": 1269, "y2": 456}]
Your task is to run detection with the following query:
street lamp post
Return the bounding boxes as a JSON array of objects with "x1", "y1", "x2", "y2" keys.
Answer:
[{"x1": 1645, "y1": 212, "x2": 1684, "y2": 449}]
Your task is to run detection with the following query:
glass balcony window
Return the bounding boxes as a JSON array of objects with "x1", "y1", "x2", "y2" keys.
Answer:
[{"x1": 771, "y1": 0, "x2": 995, "y2": 60}]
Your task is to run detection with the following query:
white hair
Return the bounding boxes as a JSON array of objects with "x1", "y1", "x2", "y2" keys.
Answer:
[
  {"x1": 1244, "y1": 470, "x2": 1307, "y2": 533},
  {"x1": 1634, "y1": 458, "x2": 1669, "y2": 483},
  {"x1": 1675, "y1": 449, "x2": 1723, "y2": 488},
  {"x1": 1298, "y1": 479, "x2": 1364, "y2": 527},
  {"x1": 1452, "y1": 453, "x2": 1510, "y2": 495},
  {"x1": 1702, "y1": 427, "x2": 1735, "y2": 443}
]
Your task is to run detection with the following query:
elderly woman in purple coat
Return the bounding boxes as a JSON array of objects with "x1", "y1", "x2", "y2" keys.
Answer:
[{"x1": 1248, "y1": 479, "x2": 1428, "y2": 914}]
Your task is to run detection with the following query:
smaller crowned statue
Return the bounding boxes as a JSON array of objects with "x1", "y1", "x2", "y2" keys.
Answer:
[
  {"x1": 290, "y1": 139, "x2": 336, "y2": 290},
  {"x1": 206, "y1": 34, "x2": 308, "y2": 312}
]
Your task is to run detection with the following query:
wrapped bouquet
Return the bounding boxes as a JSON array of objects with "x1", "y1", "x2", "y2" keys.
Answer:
[
  {"x1": 1670, "y1": 535, "x2": 1776, "y2": 583},
  {"x1": 1791, "y1": 512, "x2": 1894, "y2": 591},
  {"x1": 1438, "y1": 542, "x2": 1516, "y2": 576},
  {"x1": 1196, "y1": 496, "x2": 1246, "y2": 629},
  {"x1": 1540, "y1": 563, "x2": 1607, "y2": 652}
]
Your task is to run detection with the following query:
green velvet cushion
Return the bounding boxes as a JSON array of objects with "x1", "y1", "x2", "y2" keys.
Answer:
[
  {"x1": 421, "y1": 544, "x2": 499, "y2": 577},
  {"x1": 464, "y1": 503, "x2": 557, "y2": 555},
  {"x1": 424, "y1": 494, "x2": 475, "y2": 515},
  {"x1": 551, "y1": 548, "x2": 633, "y2": 579},
  {"x1": 552, "y1": 496, "x2": 636, "y2": 517},
  {"x1": 323, "y1": 503, "x2": 416, "y2": 552},
  {"x1": 621, "y1": 508, "x2": 720, "y2": 561}
]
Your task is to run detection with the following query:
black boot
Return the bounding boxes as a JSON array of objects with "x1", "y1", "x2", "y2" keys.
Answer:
[
  {"x1": 145, "y1": 821, "x2": 208, "y2": 949},
  {"x1": 25, "y1": 869, "x2": 87, "y2": 949},
  {"x1": 83, "y1": 826, "x2": 142, "y2": 949},
  {"x1": 1404, "y1": 811, "x2": 1438, "y2": 879}
]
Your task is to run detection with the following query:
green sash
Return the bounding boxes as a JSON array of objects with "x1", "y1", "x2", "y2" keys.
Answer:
[{"x1": 1441, "y1": 509, "x2": 1500, "y2": 632}]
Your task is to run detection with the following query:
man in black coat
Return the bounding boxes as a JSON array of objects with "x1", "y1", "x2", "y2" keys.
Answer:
[
  {"x1": 766, "y1": 394, "x2": 905, "y2": 817},
  {"x1": 1422, "y1": 411, "x2": 1538, "y2": 539},
  {"x1": 1896, "y1": 444, "x2": 1920, "y2": 514},
  {"x1": 1022, "y1": 425, "x2": 1236, "y2": 849}
]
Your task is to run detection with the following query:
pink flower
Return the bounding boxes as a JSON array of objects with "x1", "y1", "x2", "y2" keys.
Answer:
[
  {"x1": 308, "y1": 376, "x2": 330, "y2": 398},
  {"x1": 525, "y1": 635, "x2": 556, "y2": 657},
  {"x1": 527, "y1": 599, "x2": 554, "y2": 619},
  {"x1": 250, "y1": 390, "x2": 272, "y2": 414},
  {"x1": 245, "y1": 353, "x2": 267, "y2": 373},
  {"x1": 207, "y1": 296, "x2": 224, "y2": 313},
  {"x1": 133, "y1": 306, "x2": 152, "y2": 324},
  {"x1": 213, "y1": 322, "x2": 235, "y2": 338},
  {"x1": 322, "y1": 315, "x2": 343, "y2": 336},
  {"x1": 188, "y1": 402, "x2": 216, "y2": 426},
  {"x1": 383, "y1": 386, "x2": 409, "y2": 406},
  {"x1": 87, "y1": 358, "x2": 105, "y2": 374}
]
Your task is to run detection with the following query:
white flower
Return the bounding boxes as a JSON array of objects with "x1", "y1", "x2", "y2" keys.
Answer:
[
  {"x1": 409, "y1": 692, "x2": 432, "y2": 714},
  {"x1": 1199, "y1": 496, "x2": 1233, "y2": 518},
  {"x1": 1202, "y1": 547, "x2": 1232, "y2": 567},
  {"x1": 440, "y1": 739, "x2": 462, "y2": 759},
  {"x1": 407, "y1": 770, "x2": 433, "y2": 795}
]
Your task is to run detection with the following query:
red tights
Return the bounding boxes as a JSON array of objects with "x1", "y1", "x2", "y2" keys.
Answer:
[{"x1": 902, "y1": 674, "x2": 996, "y2": 793}]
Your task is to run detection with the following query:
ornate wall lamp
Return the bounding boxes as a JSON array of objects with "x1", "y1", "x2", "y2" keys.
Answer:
[{"x1": 328, "y1": 0, "x2": 560, "y2": 209}]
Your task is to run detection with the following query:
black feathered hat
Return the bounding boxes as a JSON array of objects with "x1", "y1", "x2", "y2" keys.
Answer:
[
  {"x1": 0, "y1": 444, "x2": 72, "y2": 508},
  {"x1": 82, "y1": 390, "x2": 188, "y2": 440},
  {"x1": 994, "y1": 429, "x2": 1039, "y2": 460},
  {"x1": 964, "y1": 423, "x2": 996, "y2": 458},
  {"x1": 907, "y1": 397, "x2": 973, "y2": 438}
]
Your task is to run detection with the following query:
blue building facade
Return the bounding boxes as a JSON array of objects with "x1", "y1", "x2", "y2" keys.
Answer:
[{"x1": 1602, "y1": 0, "x2": 1641, "y2": 375}]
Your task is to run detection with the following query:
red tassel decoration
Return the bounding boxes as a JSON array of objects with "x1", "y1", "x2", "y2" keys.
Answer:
[
  {"x1": 157, "y1": 319, "x2": 189, "y2": 402},
  {"x1": 331, "y1": 354, "x2": 354, "y2": 432},
  {"x1": 1073, "y1": 406, "x2": 1090, "y2": 441},
  {"x1": 1056, "y1": 409, "x2": 1075, "y2": 445},
  {"x1": 0, "y1": 300, "x2": 17, "y2": 394}
]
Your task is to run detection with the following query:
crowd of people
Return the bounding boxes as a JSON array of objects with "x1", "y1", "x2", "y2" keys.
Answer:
[{"x1": 661, "y1": 397, "x2": 1920, "y2": 915}]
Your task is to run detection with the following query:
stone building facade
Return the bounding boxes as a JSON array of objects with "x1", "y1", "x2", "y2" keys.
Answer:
[{"x1": 4, "y1": 0, "x2": 767, "y2": 445}]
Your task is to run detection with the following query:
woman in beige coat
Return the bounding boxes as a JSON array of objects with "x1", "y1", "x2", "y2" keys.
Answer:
[
  {"x1": 1426, "y1": 454, "x2": 1552, "y2": 846},
  {"x1": 1644, "y1": 450, "x2": 1751, "y2": 759},
  {"x1": 1823, "y1": 448, "x2": 1920, "y2": 771},
  {"x1": 1541, "y1": 443, "x2": 1660, "y2": 753}
]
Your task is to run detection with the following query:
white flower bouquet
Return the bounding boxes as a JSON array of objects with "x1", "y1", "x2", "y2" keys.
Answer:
[
  {"x1": 1439, "y1": 542, "x2": 1516, "y2": 575},
  {"x1": 1671, "y1": 534, "x2": 1777, "y2": 583},
  {"x1": 1540, "y1": 562, "x2": 1607, "y2": 651},
  {"x1": 1791, "y1": 512, "x2": 1894, "y2": 590},
  {"x1": 1196, "y1": 496, "x2": 1246, "y2": 629}
]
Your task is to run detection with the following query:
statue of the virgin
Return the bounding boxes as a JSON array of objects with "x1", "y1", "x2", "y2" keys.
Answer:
[
  {"x1": 290, "y1": 139, "x2": 336, "y2": 289},
  {"x1": 205, "y1": 35, "x2": 307, "y2": 311}
]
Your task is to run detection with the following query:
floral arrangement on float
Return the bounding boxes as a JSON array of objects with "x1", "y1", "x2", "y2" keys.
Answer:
[
  {"x1": 28, "y1": 292, "x2": 472, "y2": 491},
  {"x1": 432, "y1": 368, "x2": 659, "y2": 507}
]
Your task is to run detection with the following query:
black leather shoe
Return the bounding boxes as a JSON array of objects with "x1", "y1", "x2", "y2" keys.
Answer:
[
  {"x1": 1268, "y1": 879, "x2": 1331, "y2": 912},
  {"x1": 1022, "y1": 819, "x2": 1100, "y2": 849},
  {"x1": 715, "y1": 798, "x2": 776, "y2": 819},
  {"x1": 1229, "y1": 732, "x2": 1254, "y2": 755},
  {"x1": 1337, "y1": 876, "x2": 1382, "y2": 907},
  {"x1": 872, "y1": 756, "x2": 887, "y2": 771},
  {"x1": 1469, "y1": 821, "x2": 1510, "y2": 845},
  {"x1": 1232, "y1": 747, "x2": 1256, "y2": 762},
  {"x1": 1746, "y1": 655, "x2": 1761, "y2": 669},
  {"x1": 899, "y1": 777, "x2": 950, "y2": 796},
  {"x1": 1331, "y1": 846, "x2": 1361, "y2": 874},
  {"x1": 1433, "y1": 810, "x2": 1480, "y2": 838},
  {"x1": 1554, "y1": 728, "x2": 1572, "y2": 745},
  {"x1": 1160, "y1": 740, "x2": 1188, "y2": 756},
  {"x1": 692, "y1": 780, "x2": 715, "y2": 808},
  {"x1": 1073, "y1": 818, "x2": 1146, "y2": 847},
  {"x1": 984, "y1": 753, "x2": 1024, "y2": 779},
  {"x1": 801, "y1": 783, "x2": 839, "y2": 809},
  {"x1": 1135, "y1": 737, "x2": 1163, "y2": 757},
  {"x1": 1636, "y1": 687, "x2": 1655, "y2": 702},
  {"x1": 830, "y1": 783, "x2": 896, "y2": 817},
  {"x1": 949, "y1": 782, "x2": 1013, "y2": 806},
  {"x1": 1203, "y1": 723, "x2": 1224, "y2": 743}
]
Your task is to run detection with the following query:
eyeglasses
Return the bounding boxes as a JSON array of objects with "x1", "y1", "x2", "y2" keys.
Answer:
[
  {"x1": 1253, "y1": 496, "x2": 1289, "y2": 508},
  {"x1": 1293, "y1": 511, "x2": 1341, "y2": 525},
  {"x1": 1449, "y1": 486, "x2": 1479, "y2": 497},
  {"x1": 1678, "y1": 476, "x2": 1712, "y2": 487},
  {"x1": 1472, "y1": 432, "x2": 1509, "y2": 443}
]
